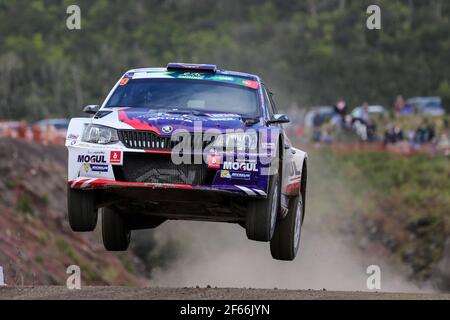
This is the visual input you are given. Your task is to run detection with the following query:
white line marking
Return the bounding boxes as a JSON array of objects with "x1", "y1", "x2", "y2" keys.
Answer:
[
  {"x1": 70, "y1": 178, "x2": 85, "y2": 188},
  {"x1": 80, "y1": 178, "x2": 96, "y2": 189},
  {"x1": 253, "y1": 189, "x2": 267, "y2": 196},
  {"x1": 235, "y1": 185, "x2": 256, "y2": 196}
]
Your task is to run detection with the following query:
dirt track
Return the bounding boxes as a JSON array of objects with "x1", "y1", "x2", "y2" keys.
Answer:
[{"x1": 1, "y1": 286, "x2": 449, "y2": 300}]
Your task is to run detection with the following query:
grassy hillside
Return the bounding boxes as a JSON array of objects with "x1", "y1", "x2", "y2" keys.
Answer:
[{"x1": 307, "y1": 148, "x2": 450, "y2": 288}]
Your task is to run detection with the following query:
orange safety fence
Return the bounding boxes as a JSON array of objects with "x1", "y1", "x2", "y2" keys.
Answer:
[{"x1": 0, "y1": 121, "x2": 66, "y2": 145}]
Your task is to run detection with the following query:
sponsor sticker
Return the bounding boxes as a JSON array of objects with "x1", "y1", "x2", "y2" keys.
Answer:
[
  {"x1": 207, "y1": 155, "x2": 221, "y2": 169},
  {"x1": 220, "y1": 170, "x2": 231, "y2": 179},
  {"x1": 110, "y1": 151, "x2": 122, "y2": 164},
  {"x1": 220, "y1": 170, "x2": 251, "y2": 180},
  {"x1": 77, "y1": 154, "x2": 107, "y2": 164},
  {"x1": 243, "y1": 80, "x2": 259, "y2": 89},
  {"x1": 119, "y1": 78, "x2": 130, "y2": 86},
  {"x1": 230, "y1": 172, "x2": 251, "y2": 180},
  {"x1": 261, "y1": 142, "x2": 275, "y2": 149},
  {"x1": 90, "y1": 164, "x2": 109, "y2": 173},
  {"x1": 67, "y1": 134, "x2": 79, "y2": 140},
  {"x1": 223, "y1": 161, "x2": 258, "y2": 172}
]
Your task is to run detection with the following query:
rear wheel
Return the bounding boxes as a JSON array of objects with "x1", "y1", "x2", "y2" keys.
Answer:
[
  {"x1": 270, "y1": 194, "x2": 303, "y2": 261},
  {"x1": 102, "y1": 207, "x2": 131, "y2": 251},
  {"x1": 67, "y1": 188, "x2": 98, "y2": 232},
  {"x1": 246, "y1": 174, "x2": 280, "y2": 242}
]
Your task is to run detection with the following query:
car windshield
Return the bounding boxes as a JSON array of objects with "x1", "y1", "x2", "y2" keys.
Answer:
[{"x1": 105, "y1": 78, "x2": 259, "y2": 115}]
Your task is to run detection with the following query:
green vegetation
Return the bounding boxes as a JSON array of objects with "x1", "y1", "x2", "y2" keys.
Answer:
[
  {"x1": 0, "y1": 0, "x2": 449, "y2": 120},
  {"x1": 310, "y1": 148, "x2": 450, "y2": 282},
  {"x1": 55, "y1": 238, "x2": 77, "y2": 261},
  {"x1": 16, "y1": 193, "x2": 33, "y2": 215}
]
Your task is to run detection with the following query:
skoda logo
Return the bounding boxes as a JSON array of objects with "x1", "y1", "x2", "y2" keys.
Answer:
[{"x1": 162, "y1": 126, "x2": 173, "y2": 134}]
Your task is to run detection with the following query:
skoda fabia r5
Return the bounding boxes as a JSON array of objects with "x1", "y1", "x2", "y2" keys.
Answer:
[{"x1": 66, "y1": 63, "x2": 307, "y2": 261}]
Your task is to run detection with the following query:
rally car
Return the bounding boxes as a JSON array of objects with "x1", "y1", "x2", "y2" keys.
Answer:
[{"x1": 66, "y1": 63, "x2": 308, "y2": 261}]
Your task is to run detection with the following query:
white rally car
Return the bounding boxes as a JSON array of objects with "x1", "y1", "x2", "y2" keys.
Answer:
[{"x1": 66, "y1": 63, "x2": 308, "y2": 261}]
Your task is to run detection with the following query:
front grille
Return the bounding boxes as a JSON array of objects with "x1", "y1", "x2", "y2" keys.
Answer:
[
  {"x1": 114, "y1": 153, "x2": 209, "y2": 185},
  {"x1": 118, "y1": 130, "x2": 215, "y2": 151},
  {"x1": 118, "y1": 130, "x2": 174, "y2": 150}
]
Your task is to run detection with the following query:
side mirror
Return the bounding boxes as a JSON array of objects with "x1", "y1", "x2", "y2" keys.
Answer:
[
  {"x1": 83, "y1": 105, "x2": 100, "y2": 115},
  {"x1": 267, "y1": 113, "x2": 290, "y2": 125}
]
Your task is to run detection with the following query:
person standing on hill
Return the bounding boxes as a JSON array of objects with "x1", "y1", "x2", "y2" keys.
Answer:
[
  {"x1": 394, "y1": 95, "x2": 406, "y2": 115},
  {"x1": 332, "y1": 97, "x2": 348, "y2": 130}
]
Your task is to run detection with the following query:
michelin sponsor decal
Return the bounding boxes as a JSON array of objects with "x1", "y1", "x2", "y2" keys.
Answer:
[
  {"x1": 82, "y1": 163, "x2": 109, "y2": 173},
  {"x1": 220, "y1": 170, "x2": 251, "y2": 180},
  {"x1": 90, "y1": 164, "x2": 109, "y2": 173}
]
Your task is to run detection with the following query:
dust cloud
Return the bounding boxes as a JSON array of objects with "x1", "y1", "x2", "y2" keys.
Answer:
[
  {"x1": 148, "y1": 220, "x2": 419, "y2": 292},
  {"x1": 145, "y1": 152, "x2": 424, "y2": 293}
]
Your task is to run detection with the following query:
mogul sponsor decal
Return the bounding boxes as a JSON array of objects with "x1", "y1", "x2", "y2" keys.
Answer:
[
  {"x1": 223, "y1": 161, "x2": 258, "y2": 172},
  {"x1": 110, "y1": 151, "x2": 122, "y2": 164},
  {"x1": 77, "y1": 154, "x2": 107, "y2": 164}
]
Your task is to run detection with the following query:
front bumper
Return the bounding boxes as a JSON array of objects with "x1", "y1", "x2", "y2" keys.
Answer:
[
  {"x1": 68, "y1": 177, "x2": 267, "y2": 197},
  {"x1": 67, "y1": 143, "x2": 271, "y2": 198}
]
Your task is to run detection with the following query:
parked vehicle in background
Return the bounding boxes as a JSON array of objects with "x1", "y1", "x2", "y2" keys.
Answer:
[
  {"x1": 304, "y1": 106, "x2": 334, "y2": 128},
  {"x1": 405, "y1": 97, "x2": 445, "y2": 116},
  {"x1": 351, "y1": 105, "x2": 386, "y2": 122}
]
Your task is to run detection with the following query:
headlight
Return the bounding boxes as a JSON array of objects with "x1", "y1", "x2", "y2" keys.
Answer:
[
  {"x1": 212, "y1": 132, "x2": 258, "y2": 151},
  {"x1": 82, "y1": 124, "x2": 119, "y2": 144}
]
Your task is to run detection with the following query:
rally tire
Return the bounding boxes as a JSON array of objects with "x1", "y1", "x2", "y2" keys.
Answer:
[
  {"x1": 246, "y1": 174, "x2": 280, "y2": 242},
  {"x1": 102, "y1": 207, "x2": 131, "y2": 251},
  {"x1": 270, "y1": 194, "x2": 303, "y2": 261},
  {"x1": 67, "y1": 188, "x2": 98, "y2": 232}
]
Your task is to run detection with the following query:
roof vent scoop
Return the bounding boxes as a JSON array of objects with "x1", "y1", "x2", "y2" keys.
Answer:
[{"x1": 167, "y1": 63, "x2": 217, "y2": 73}]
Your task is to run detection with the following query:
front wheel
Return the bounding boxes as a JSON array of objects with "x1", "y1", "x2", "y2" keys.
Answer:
[
  {"x1": 245, "y1": 174, "x2": 280, "y2": 242},
  {"x1": 270, "y1": 194, "x2": 303, "y2": 261},
  {"x1": 67, "y1": 188, "x2": 98, "y2": 232},
  {"x1": 102, "y1": 207, "x2": 131, "y2": 251}
]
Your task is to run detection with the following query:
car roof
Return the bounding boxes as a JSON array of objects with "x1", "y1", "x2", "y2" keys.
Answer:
[{"x1": 126, "y1": 67, "x2": 260, "y2": 81}]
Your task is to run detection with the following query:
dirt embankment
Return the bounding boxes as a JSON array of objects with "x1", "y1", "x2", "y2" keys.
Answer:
[{"x1": 0, "y1": 139, "x2": 146, "y2": 286}]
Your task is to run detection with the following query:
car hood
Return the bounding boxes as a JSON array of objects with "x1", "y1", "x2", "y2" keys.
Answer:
[{"x1": 92, "y1": 108, "x2": 262, "y2": 134}]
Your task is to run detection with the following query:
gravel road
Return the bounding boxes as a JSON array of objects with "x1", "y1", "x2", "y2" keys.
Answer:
[{"x1": 1, "y1": 286, "x2": 449, "y2": 300}]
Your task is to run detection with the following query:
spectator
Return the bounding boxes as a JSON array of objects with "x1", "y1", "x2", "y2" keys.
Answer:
[
  {"x1": 384, "y1": 124, "x2": 404, "y2": 145},
  {"x1": 360, "y1": 102, "x2": 370, "y2": 124},
  {"x1": 333, "y1": 97, "x2": 348, "y2": 117},
  {"x1": 331, "y1": 97, "x2": 348, "y2": 129},
  {"x1": 366, "y1": 119, "x2": 378, "y2": 142},
  {"x1": 394, "y1": 95, "x2": 406, "y2": 115},
  {"x1": 394, "y1": 125, "x2": 404, "y2": 141},
  {"x1": 414, "y1": 121, "x2": 435, "y2": 145},
  {"x1": 312, "y1": 112, "x2": 323, "y2": 142}
]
